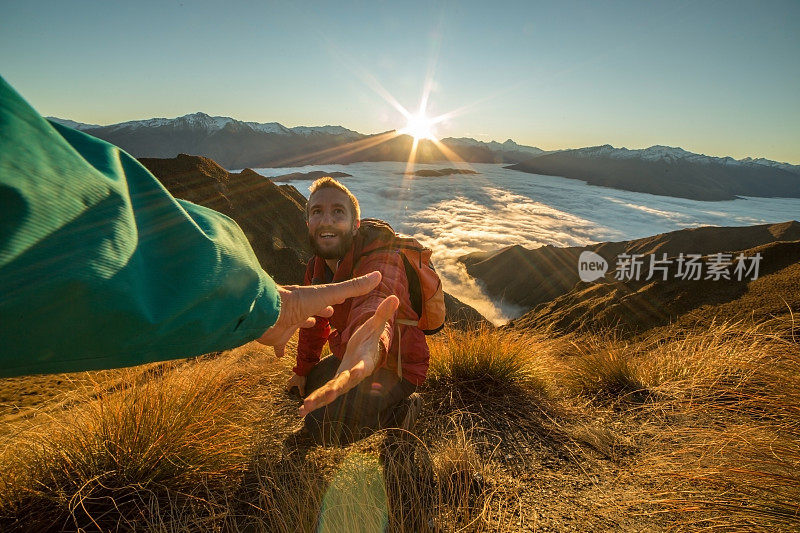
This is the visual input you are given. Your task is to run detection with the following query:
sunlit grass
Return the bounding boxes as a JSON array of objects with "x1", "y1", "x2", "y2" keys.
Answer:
[
  {"x1": 0, "y1": 352, "x2": 264, "y2": 530},
  {"x1": 426, "y1": 326, "x2": 552, "y2": 401},
  {"x1": 0, "y1": 317, "x2": 797, "y2": 531}
]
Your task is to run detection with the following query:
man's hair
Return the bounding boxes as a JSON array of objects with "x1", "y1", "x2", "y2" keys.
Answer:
[{"x1": 307, "y1": 177, "x2": 361, "y2": 224}]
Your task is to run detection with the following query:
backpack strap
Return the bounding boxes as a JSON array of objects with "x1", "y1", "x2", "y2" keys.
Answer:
[{"x1": 356, "y1": 245, "x2": 424, "y2": 322}]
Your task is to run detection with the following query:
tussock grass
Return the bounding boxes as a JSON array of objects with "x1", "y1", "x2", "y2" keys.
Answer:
[
  {"x1": 622, "y1": 317, "x2": 800, "y2": 531},
  {"x1": 0, "y1": 316, "x2": 798, "y2": 531},
  {"x1": 563, "y1": 343, "x2": 648, "y2": 402},
  {"x1": 0, "y1": 353, "x2": 262, "y2": 531},
  {"x1": 426, "y1": 326, "x2": 552, "y2": 403},
  {"x1": 432, "y1": 426, "x2": 491, "y2": 496}
]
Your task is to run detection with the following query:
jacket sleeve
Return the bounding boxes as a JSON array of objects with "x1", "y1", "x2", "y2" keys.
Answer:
[
  {"x1": 293, "y1": 260, "x2": 330, "y2": 376},
  {"x1": 339, "y1": 250, "x2": 407, "y2": 369},
  {"x1": 0, "y1": 76, "x2": 281, "y2": 378}
]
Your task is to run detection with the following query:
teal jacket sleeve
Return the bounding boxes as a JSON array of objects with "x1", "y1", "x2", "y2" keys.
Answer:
[{"x1": 0, "y1": 76, "x2": 281, "y2": 378}]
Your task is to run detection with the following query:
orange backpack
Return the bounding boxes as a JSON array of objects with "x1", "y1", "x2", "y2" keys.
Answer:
[{"x1": 355, "y1": 219, "x2": 446, "y2": 334}]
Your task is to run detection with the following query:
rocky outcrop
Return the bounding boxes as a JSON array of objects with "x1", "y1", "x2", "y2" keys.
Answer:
[
  {"x1": 460, "y1": 221, "x2": 800, "y2": 335},
  {"x1": 406, "y1": 168, "x2": 479, "y2": 177},
  {"x1": 461, "y1": 220, "x2": 800, "y2": 312},
  {"x1": 444, "y1": 292, "x2": 493, "y2": 330}
]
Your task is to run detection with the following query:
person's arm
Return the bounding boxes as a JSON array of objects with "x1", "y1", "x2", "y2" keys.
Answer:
[
  {"x1": 0, "y1": 76, "x2": 283, "y2": 377},
  {"x1": 299, "y1": 295, "x2": 399, "y2": 416},
  {"x1": 0, "y1": 76, "x2": 382, "y2": 377},
  {"x1": 293, "y1": 315, "x2": 330, "y2": 375}
]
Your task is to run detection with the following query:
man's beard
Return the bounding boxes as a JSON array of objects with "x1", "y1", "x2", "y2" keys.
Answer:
[{"x1": 309, "y1": 229, "x2": 355, "y2": 260}]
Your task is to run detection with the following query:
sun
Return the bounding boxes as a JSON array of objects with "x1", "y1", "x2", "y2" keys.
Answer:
[{"x1": 399, "y1": 112, "x2": 437, "y2": 141}]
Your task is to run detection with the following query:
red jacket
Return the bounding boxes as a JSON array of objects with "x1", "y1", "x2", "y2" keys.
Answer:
[{"x1": 294, "y1": 231, "x2": 431, "y2": 386}]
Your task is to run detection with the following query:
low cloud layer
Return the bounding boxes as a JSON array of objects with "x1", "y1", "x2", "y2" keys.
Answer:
[{"x1": 257, "y1": 162, "x2": 800, "y2": 324}]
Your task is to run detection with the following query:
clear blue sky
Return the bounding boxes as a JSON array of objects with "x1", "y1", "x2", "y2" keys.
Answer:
[{"x1": 2, "y1": 0, "x2": 798, "y2": 163}]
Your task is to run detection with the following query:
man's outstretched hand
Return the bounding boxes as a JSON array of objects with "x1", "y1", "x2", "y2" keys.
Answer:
[
  {"x1": 298, "y1": 294, "x2": 399, "y2": 417},
  {"x1": 257, "y1": 271, "x2": 382, "y2": 358}
]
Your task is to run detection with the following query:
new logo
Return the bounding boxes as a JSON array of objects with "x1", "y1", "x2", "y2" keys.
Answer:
[{"x1": 578, "y1": 251, "x2": 608, "y2": 282}]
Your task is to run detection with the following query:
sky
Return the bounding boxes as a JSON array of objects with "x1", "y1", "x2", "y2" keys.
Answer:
[{"x1": 1, "y1": 0, "x2": 799, "y2": 163}]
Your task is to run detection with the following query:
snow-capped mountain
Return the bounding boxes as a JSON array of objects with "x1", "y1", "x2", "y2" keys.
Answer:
[
  {"x1": 48, "y1": 112, "x2": 362, "y2": 139},
  {"x1": 290, "y1": 125, "x2": 359, "y2": 136},
  {"x1": 47, "y1": 117, "x2": 101, "y2": 131},
  {"x1": 738, "y1": 156, "x2": 800, "y2": 174},
  {"x1": 244, "y1": 121, "x2": 291, "y2": 134},
  {"x1": 507, "y1": 144, "x2": 800, "y2": 201},
  {"x1": 569, "y1": 144, "x2": 800, "y2": 174},
  {"x1": 45, "y1": 113, "x2": 371, "y2": 169},
  {"x1": 45, "y1": 114, "x2": 798, "y2": 191}
]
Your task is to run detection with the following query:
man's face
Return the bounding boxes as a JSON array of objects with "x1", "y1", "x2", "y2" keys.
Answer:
[{"x1": 307, "y1": 187, "x2": 359, "y2": 260}]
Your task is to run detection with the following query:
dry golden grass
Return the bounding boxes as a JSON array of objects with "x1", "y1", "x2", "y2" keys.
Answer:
[{"x1": 0, "y1": 319, "x2": 797, "y2": 531}]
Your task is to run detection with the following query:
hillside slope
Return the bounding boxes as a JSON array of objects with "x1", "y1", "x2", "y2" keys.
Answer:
[
  {"x1": 461, "y1": 220, "x2": 800, "y2": 313},
  {"x1": 510, "y1": 239, "x2": 800, "y2": 336},
  {"x1": 139, "y1": 154, "x2": 312, "y2": 284}
]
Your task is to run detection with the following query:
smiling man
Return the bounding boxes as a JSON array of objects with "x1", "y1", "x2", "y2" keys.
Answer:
[{"x1": 289, "y1": 177, "x2": 428, "y2": 445}]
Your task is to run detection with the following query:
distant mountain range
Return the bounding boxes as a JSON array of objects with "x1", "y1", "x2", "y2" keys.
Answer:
[
  {"x1": 48, "y1": 114, "x2": 800, "y2": 201},
  {"x1": 46, "y1": 113, "x2": 540, "y2": 169},
  {"x1": 507, "y1": 145, "x2": 800, "y2": 201}
]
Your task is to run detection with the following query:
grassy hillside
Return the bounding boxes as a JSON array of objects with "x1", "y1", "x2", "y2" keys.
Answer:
[
  {"x1": 1, "y1": 318, "x2": 797, "y2": 531},
  {"x1": 513, "y1": 239, "x2": 800, "y2": 337}
]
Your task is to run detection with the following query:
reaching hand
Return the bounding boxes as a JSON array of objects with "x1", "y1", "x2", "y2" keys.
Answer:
[
  {"x1": 257, "y1": 271, "x2": 382, "y2": 358},
  {"x1": 286, "y1": 372, "x2": 307, "y2": 396},
  {"x1": 298, "y1": 294, "x2": 399, "y2": 416}
]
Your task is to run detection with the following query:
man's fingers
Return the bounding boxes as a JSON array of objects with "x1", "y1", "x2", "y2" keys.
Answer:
[
  {"x1": 349, "y1": 294, "x2": 400, "y2": 342},
  {"x1": 316, "y1": 305, "x2": 334, "y2": 319},
  {"x1": 299, "y1": 359, "x2": 369, "y2": 416},
  {"x1": 298, "y1": 296, "x2": 399, "y2": 417},
  {"x1": 273, "y1": 344, "x2": 285, "y2": 358},
  {"x1": 373, "y1": 294, "x2": 400, "y2": 322},
  {"x1": 300, "y1": 317, "x2": 316, "y2": 329},
  {"x1": 311, "y1": 271, "x2": 381, "y2": 309},
  {"x1": 299, "y1": 375, "x2": 342, "y2": 415},
  {"x1": 299, "y1": 367, "x2": 358, "y2": 416}
]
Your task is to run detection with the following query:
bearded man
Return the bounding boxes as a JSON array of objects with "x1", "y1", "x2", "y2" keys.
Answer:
[{"x1": 288, "y1": 177, "x2": 428, "y2": 445}]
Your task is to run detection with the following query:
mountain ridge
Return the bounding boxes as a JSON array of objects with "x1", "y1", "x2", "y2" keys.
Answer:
[
  {"x1": 506, "y1": 145, "x2": 800, "y2": 201},
  {"x1": 47, "y1": 115, "x2": 798, "y2": 171}
]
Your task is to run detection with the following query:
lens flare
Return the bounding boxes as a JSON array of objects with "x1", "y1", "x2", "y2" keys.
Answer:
[{"x1": 399, "y1": 112, "x2": 437, "y2": 141}]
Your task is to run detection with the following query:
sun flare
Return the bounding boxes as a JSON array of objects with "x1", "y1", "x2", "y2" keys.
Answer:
[{"x1": 400, "y1": 112, "x2": 437, "y2": 141}]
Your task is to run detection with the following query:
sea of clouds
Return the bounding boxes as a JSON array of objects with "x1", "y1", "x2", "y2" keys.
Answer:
[{"x1": 252, "y1": 162, "x2": 800, "y2": 324}]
